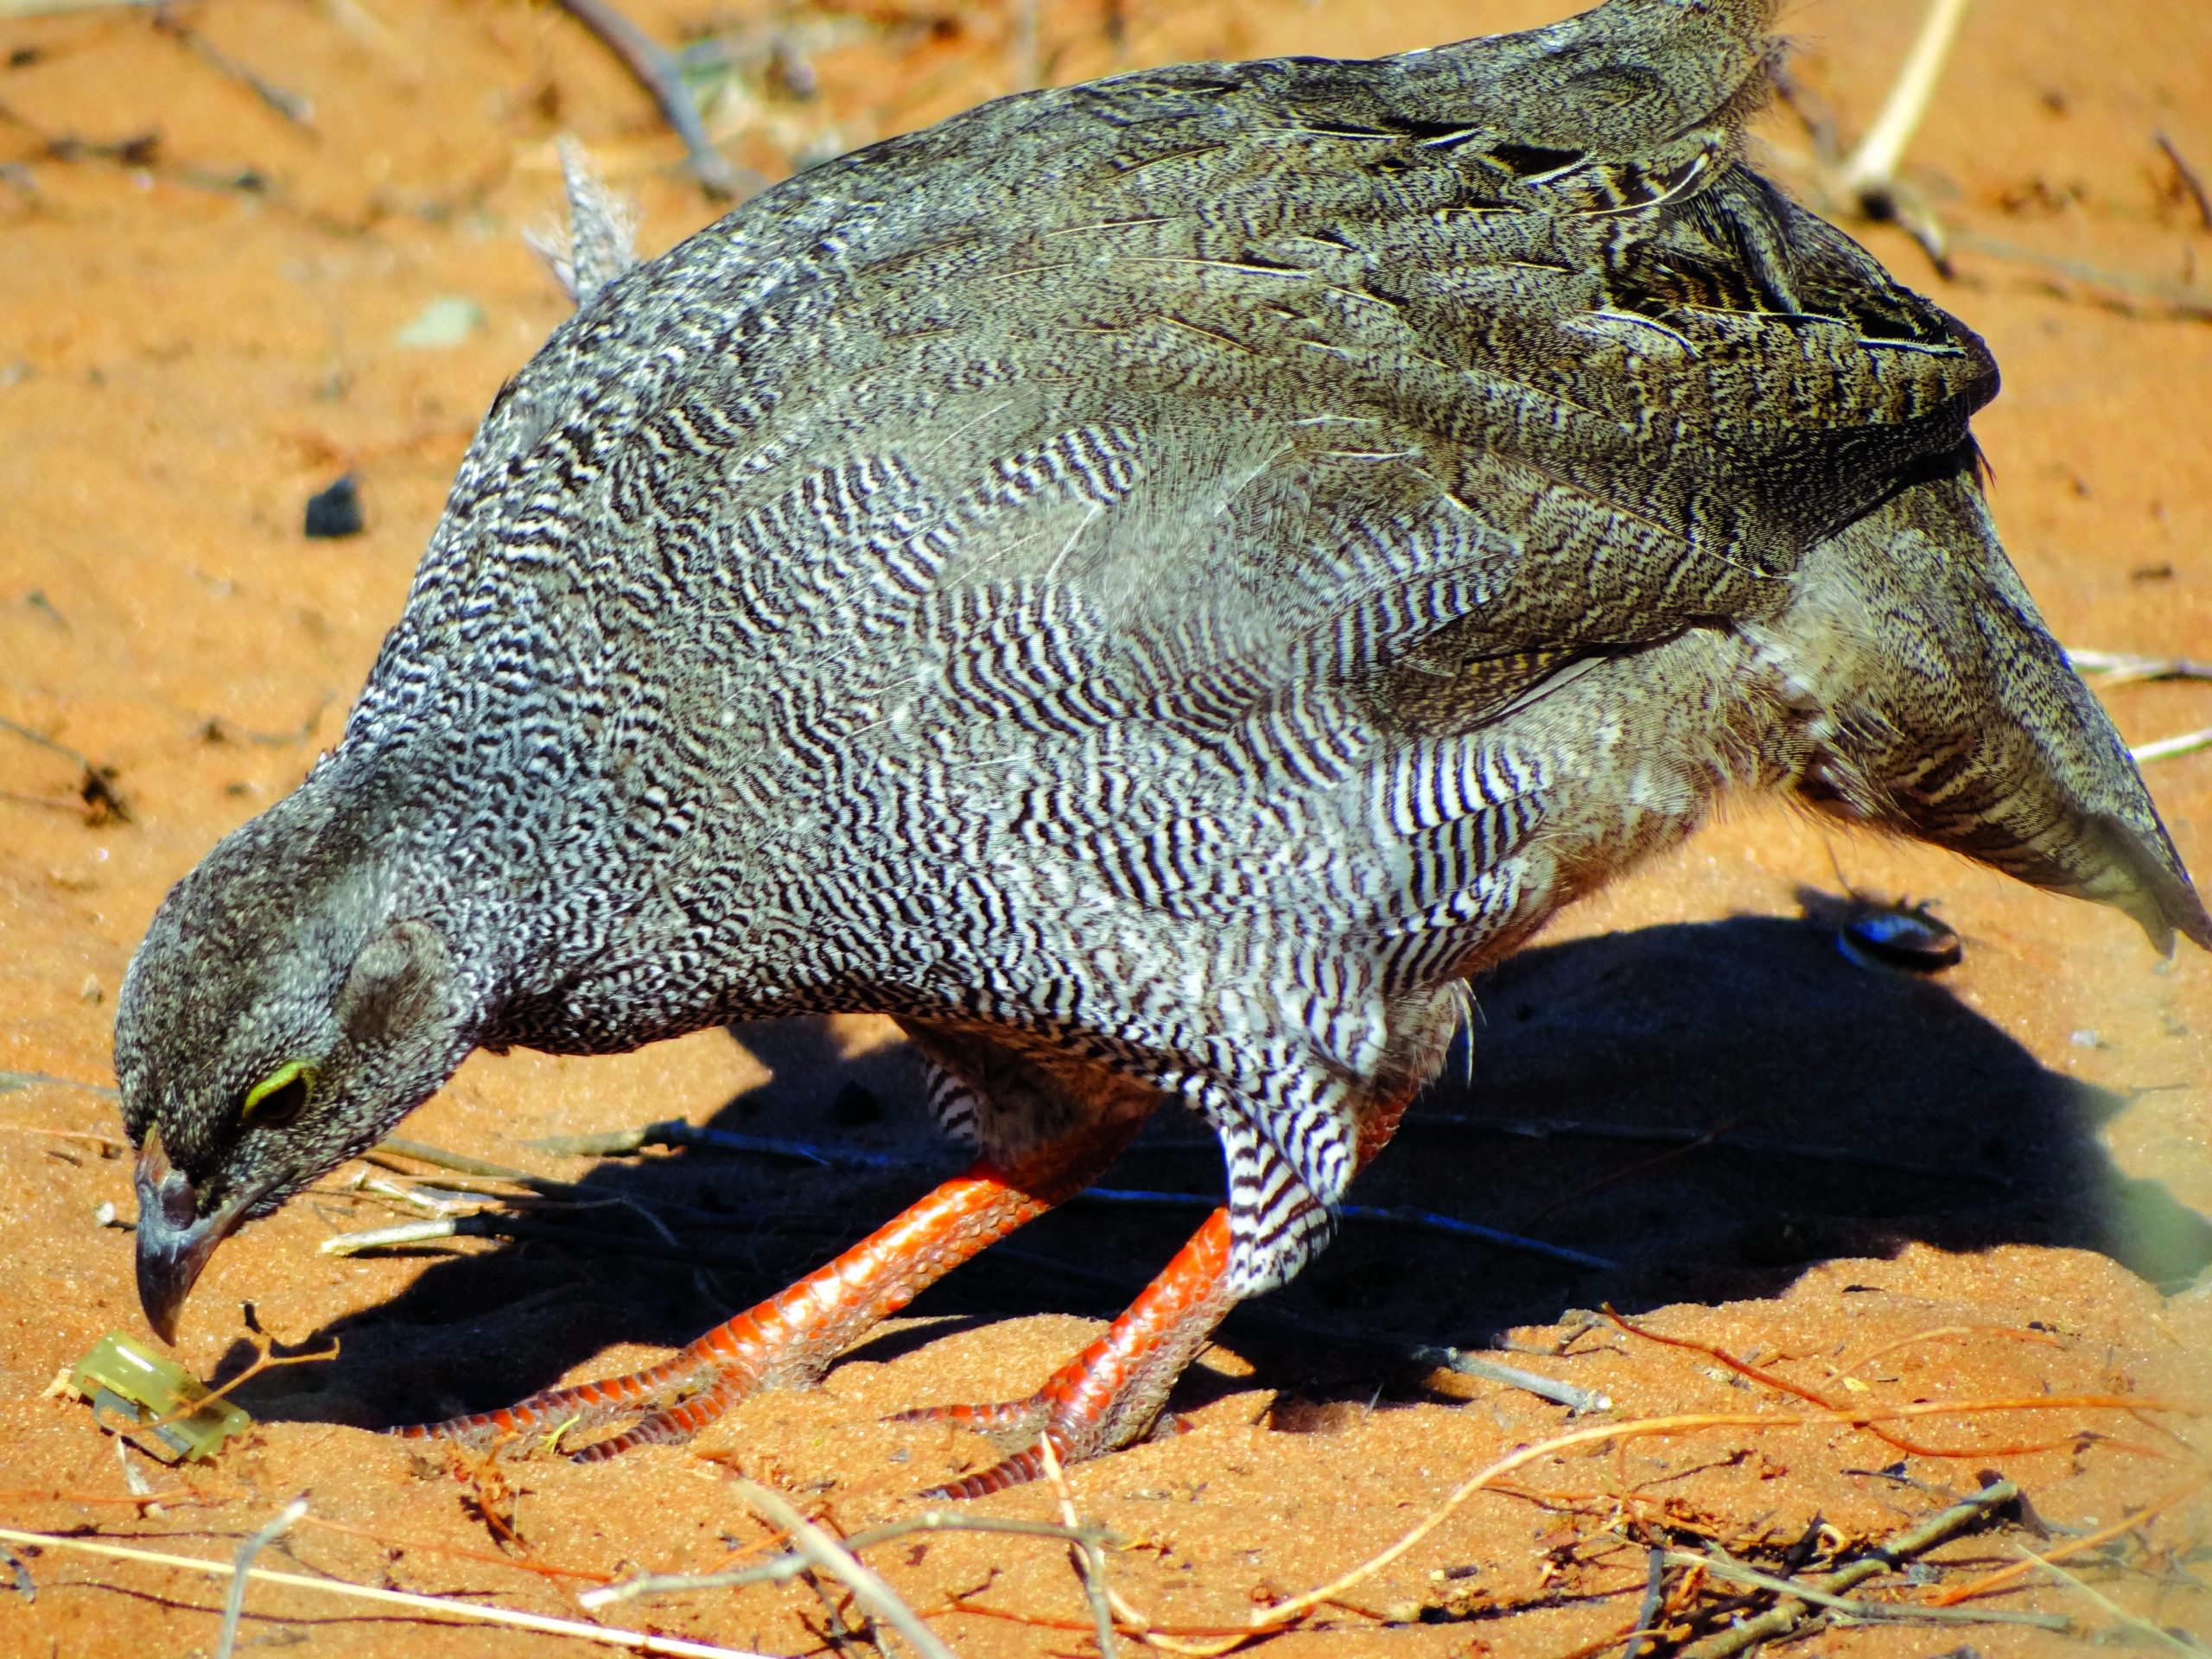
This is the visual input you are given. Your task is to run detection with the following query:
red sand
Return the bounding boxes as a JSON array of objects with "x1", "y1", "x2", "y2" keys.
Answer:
[{"x1": 1, "y1": 3, "x2": 2207, "y2": 1655}]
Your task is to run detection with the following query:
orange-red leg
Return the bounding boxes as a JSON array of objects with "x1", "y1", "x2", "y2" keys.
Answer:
[
  {"x1": 899, "y1": 1205, "x2": 1237, "y2": 1498},
  {"x1": 397, "y1": 1118, "x2": 1140, "y2": 1461},
  {"x1": 895, "y1": 1090, "x2": 1423, "y2": 1498}
]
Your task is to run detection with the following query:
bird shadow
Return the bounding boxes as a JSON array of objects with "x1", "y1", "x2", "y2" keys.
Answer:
[{"x1": 225, "y1": 907, "x2": 2212, "y2": 1435}]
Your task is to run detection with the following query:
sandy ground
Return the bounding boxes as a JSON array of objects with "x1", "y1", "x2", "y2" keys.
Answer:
[{"x1": 2, "y1": 1, "x2": 2209, "y2": 1655}]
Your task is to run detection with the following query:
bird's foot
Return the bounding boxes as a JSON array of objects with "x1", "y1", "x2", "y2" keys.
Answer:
[
  {"x1": 395, "y1": 1157, "x2": 1064, "y2": 1461},
  {"x1": 396, "y1": 1308, "x2": 787, "y2": 1460},
  {"x1": 893, "y1": 1207, "x2": 1238, "y2": 1498}
]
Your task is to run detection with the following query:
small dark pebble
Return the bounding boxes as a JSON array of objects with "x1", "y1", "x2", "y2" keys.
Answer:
[
  {"x1": 1838, "y1": 900, "x2": 1961, "y2": 974},
  {"x1": 304, "y1": 474, "x2": 365, "y2": 538}
]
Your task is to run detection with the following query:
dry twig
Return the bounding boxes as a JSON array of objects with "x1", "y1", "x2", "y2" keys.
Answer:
[
  {"x1": 2008, "y1": 1540, "x2": 2210, "y2": 1656},
  {"x1": 2157, "y1": 130, "x2": 2212, "y2": 232},
  {"x1": 214, "y1": 1496, "x2": 309, "y2": 1659},
  {"x1": 1675, "y1": 1478, "x2": 2035, "y2": 1658},
  {"x1": 1930, "y1": 1469, "x2": 2212, "y2": 1606},
  {"x1": 0, "y1": 1524, "x2": 771, "y2": 1657},
  {"x1": 553, "y1": 0, "x2": 746, "y2": 198},
  {"x1": 723, "y1": 1478, "x2": 952, "y2": 1659},
  {"x1": 584, "y1": 1509, "x2": 1115, "y2": 1607}
]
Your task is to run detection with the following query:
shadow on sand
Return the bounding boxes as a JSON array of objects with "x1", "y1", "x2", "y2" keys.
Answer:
[{"x1": 224, "y1": 906, "x2": 2212, "y2": 1432}]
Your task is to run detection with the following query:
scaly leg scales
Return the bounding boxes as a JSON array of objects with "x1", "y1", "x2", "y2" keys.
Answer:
[
  {"x1": 896, "y1": 1206, "x2": 1238, "y2": 1498},
  {"x1": 398, "y1": 1118, "x2": 1139, "y2": 1461}
]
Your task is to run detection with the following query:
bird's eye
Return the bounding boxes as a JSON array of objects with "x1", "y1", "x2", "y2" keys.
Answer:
[{"x1": 240, "y1": 1061, "x2": 315, "y2": 1128}]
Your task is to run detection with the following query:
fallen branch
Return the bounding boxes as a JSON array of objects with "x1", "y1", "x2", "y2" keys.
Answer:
[{"x1": 0, "y1": 1524, "x2": 772, "y2": 1657}]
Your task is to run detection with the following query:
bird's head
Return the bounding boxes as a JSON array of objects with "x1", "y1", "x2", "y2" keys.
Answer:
[{"x1": 114, "y1": 792, "x2": 472, "y2": 1341}]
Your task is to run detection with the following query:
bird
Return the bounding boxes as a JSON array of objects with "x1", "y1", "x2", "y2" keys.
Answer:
[{"x1": 116, "y1": 0, "x2": 2208, "y2": 1497}]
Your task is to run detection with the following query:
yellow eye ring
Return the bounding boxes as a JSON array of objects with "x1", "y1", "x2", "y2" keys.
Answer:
[{"x1": 242, "y1": 1060, "x2": 316, "y2": 1127}]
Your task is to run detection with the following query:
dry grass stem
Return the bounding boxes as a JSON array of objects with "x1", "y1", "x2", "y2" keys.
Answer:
[
  {"x1": 723, "y1": 1478, "x2": 954, "y2": 1659},
  {"x1": 2008, "y1": 1541, "x2": 2210, "y2": 1656},
  {"x1": 0, "y1": 1523, "x2": 773, "y2": 1657},
  {"x1": 584, "y1": 1511, "x2": 1116, "y2": 1607},
  {"x1": 1039, "y1": 1433, "x2": 1118, "y2": 1657},
  {"x1": 214, "y1": 1496, "x2": 308, "y2": 1659},
  {"x1": 298, "y1": 1512, "x2": 612, "y2": 1584},
  {"x1": 1930, "y1": 1469, "x2": 2212, "y2": 1605},
  {"x1": 550, "y1": 0, "x2": 746, "y2": 197},
  {"x1": 1666, "y1": 1544, "x2": 2067, "y2": 1628},
  {"x1": 2133, "y1": 728, "x2": 2212, "y2": 766},
  {"x1": 1836, "y1": 0, "x2": 1971, "y2": 198}
]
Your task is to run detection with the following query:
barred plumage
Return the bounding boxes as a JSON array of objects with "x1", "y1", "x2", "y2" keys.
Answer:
[{"x1": 118, "y1": 0, "x2": 2206, "y2": 1489}]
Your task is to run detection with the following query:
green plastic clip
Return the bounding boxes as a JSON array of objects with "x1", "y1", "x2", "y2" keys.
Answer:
[{"x1": 67, "y1": 1331, "x2": 251, "y2": 1463}]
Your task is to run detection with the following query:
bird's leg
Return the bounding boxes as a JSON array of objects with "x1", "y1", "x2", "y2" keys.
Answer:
[
  {"x1": 397, "y1": 1114, "x2": 1142, "y2": 1461},
  {"x1": 897, "y1": 1205, "x2": 1237, "y2": 1498},
  {"x1": 897, "y1": 1093, "x2": 1419, "y2": 1499}
]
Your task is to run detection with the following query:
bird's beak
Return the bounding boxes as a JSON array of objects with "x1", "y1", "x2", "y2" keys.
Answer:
[{"x1": 132, "y1": 1126, "x2": 247, "y2": 1343}]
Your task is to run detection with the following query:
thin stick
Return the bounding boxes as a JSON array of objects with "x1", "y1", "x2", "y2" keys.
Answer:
[
  {"x1": 0, "y1": 1122, "x2": 130, "y2": 1149},
  {"x1": 1930, "y1": 1470, "x2": 2212, "y2": 1605},
  {"x1": 1837, "y1": 0, "x2": 1972, "y2": 198},
  {"x1": 0, "y1": 1525, "x2": 774, "y2": 1658},
  {"x1": 583, "y1": 1513, "x2": 1115, "y2": 1607},
  {"x1": 1668, "y1": 1545, "x2": 2067, "y2": 1628},
  {"x1": 2067, "y1": 647, "x2": 2212, "y2": 684},
  {"x1": 526, "y1": 1120, "x2": 918, "y2": 1172},
  {"x1": 374, "y1": 1136, "x2": 543, "y2": 1183},
  {"x1": 1603, "y1": 1306, "x2": 2111, "y2": 1461},
  {"x1": 1951, "y1": 228, "x2": 2212, "y2": 321},
  {"x1": 725, "y1": 1478, "x2": 955, "y2": 1659},
  {"x1": 215, "y1": 1497, "x2": 309, "y2": 1659},
  {"x1": 1039, "y1": 1434, "x2": 1118, "y2": 1658},
  {"x1": 2010, "y1": 1541, "x2": 2208, "y2": 1656},
  {"x1": 2133, "y1": 728, "x2": 2212, "y2": 765},
  {"x1": 1077, "y1": 1188, "x2": 1617, "y2": 1271},
  {"x1": 319, "y1": 1211, "x2": 795, "y2": 1268},
  {"x1": 1395, "y1": 1343, "x2": 1611, "y2": 1414},
  {"x1": 0, "y1": 0, "x2": 160, "y2": 13},
  {"x1": 0, "y1": 1070, "x2": 118, "y2": 1100},
  {"x1": 552, "y1": 0, "x2": 745, "y2": 198},
  {"x1": 1621, "y1": 1546, "x2": 1665, "y2": 1659},
  {"x1": 152, "y1": 10, "x2": 313, "y2": 127},
  {"x1": 1844, "y1": 1322, "x2": 2062, "y2": 1373},
  {"x1": 0, "y1": 713, "x2": 94, "y2": 768},
  {"x1": 2157, "y1": 131, "x2": 2212, "y2": 232},
  {"x1": 298, "y1": 1512, "x2": 610, "y2": 1585}
]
